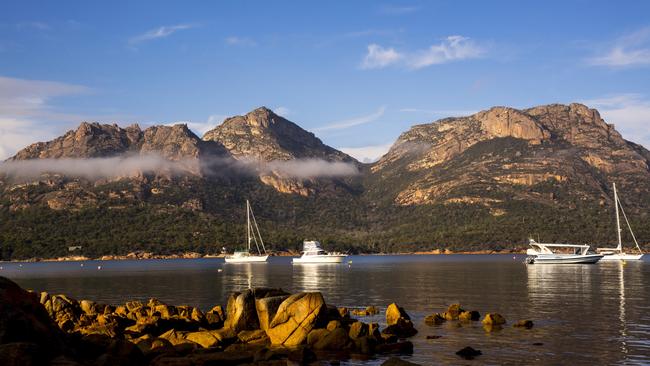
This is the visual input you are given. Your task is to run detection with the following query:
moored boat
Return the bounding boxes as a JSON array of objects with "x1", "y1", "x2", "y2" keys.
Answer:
[
  {"x1": 292, "y1": 240, "x2": 347, "y2": 264},
  {"x1": 596, "y1": 183, "x2": 644, "y2": 261},
  {"x1": 225, "y1": 200, "x2": 269, "y2": 263},
  {"x1": 526, "y1": 239, "x2": 603, "y2": 264}
]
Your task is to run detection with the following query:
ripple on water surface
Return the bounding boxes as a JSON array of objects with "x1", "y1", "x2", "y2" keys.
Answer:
[{"x1": 3, "y1": 255, "x2": 650, "y2": 365}]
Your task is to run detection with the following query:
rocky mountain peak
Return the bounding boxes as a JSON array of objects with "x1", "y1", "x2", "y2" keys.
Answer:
[
  {"x1": 203, "y1": 107, "x2": 355, "y2": 162},
  {"x1": 475, "y1": 106, "x2": 550, "y2": 142},
  {"x1": 370, "y1": 102, "x2": 650, "y2": 207},
  {"x1": 11, "y1": 122, "x2": 143, "y2": 160}
]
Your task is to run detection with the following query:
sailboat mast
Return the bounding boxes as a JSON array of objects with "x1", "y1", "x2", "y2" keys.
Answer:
[
  {"x1": 246, "y1": 200, "x2": 251, "y2": 251},
  {"x1": 614, "y1": 183, "x2": 622, "y2": 251}
]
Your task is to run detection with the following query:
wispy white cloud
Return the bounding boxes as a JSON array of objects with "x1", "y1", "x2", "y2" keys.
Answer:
[
  {"x1": 378, "y1": 5, "x2": 419, "y2": 15},
  {"x1": 360, "y1": 36, "x2": 486, "y2": 70},
  {"x1": 588, "y1": 27, "x2": 650, "y2": 67},
  {"x1": 361, "y1": 44, "x2": 403, "y2": 69},
  {"x1": 339, "y1": 143, "x2": 393, "y2": 163},
  {"x1": 273, "y1": 106, "x2": 290, "y2": 116},
  {"x1": 0, "y1": 76, "x2": 92, "y2": 159},
  {"x1": 225, "y1": 36, "x2": 257, "y2": 47},
  {"x1": 16, "y1": 21, "x2": 50, "y2": 30},
  {"x1": 583, "y1": 94, "x2": 650, "y2": 148},
  {"x1": 314, "y1": 106, "x2": 386, "y2": 132},
  {"x1": 129, "y1": 24, "x2": 194, "y2": 44},
  {"x1": 408, "y1": 36, "x2": 485, "y2": 69}
]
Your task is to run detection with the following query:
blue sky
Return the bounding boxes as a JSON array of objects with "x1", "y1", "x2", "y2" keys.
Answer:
[{"x1": 1, "y1": 1, "x2": 650, "y2": 161}]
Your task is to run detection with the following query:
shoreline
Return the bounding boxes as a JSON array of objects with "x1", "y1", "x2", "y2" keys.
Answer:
[{"x1": 1, "y1": 249, "x2": 526, "y2": 263}]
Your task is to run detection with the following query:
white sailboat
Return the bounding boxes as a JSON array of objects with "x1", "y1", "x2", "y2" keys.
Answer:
[
  {"x1": 597, "y1": 183, "x2": 644, "y2": 261},
  {"x1": 225, "y1": 200, "x2": 269, "y2": 263}
]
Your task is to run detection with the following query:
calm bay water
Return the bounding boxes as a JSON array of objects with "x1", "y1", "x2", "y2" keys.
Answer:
[{"x1": 2, "y1": 254, "x2": 649, "y2": 365}]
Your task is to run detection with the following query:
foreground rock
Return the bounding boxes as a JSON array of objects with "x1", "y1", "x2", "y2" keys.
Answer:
[
  {"x1": 383, "y1": 303, "x2": 417, "y2": 338},
  {"x1": 0, "y1": 277, "x2": 67, "y2": 364},
  {"x1": 0, "y1": 277, "x2": 418, "y2": 365},
  {"x1": 424, "y1": 304, "x2": 481, "y2": 325}
]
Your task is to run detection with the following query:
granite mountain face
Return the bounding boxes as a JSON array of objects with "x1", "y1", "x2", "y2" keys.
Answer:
[
  {"x1": 1, "y1": 103, "x2": 649, "y2": 259},
  {"x1": 368, "y1": 103, "x2": 650, "y2": 209}
]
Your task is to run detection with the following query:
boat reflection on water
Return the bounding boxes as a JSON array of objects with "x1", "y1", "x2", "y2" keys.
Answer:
[
  {"x1": 292, "y1": 263, "x2": 344, "y2": 293},
  {"x1": 218, "y1": 262, "x2": 271, "y2": 293},
  {"x1": 526, "y1": 261, "x2": 648, "y2": 363}
]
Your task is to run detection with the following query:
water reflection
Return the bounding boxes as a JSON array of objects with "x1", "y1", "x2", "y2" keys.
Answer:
[
  {"x1": 221, "y1": 262, "x2": 271, "y2": 291},
  {"x1": 292, "y1": 263, "x2": 344, "y2": 293},
  {"x1": 3, "y1": 255, "x2": 650, "y2": 364}
]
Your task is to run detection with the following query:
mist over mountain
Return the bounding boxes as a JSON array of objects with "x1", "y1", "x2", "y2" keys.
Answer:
[{"x1": 1, "y1": 104, "x2": 649, "y2": 260}]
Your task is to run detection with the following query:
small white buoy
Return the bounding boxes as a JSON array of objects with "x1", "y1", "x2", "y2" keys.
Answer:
[
  {"x1": 513, "y1": 256, "x2": 516, "y2": 260},
  {"x1": 0, "y1": 266, "x2": 3, "y2": 270},
  {"x1": 80, "y1": 263, "x2": 84, "y2": 267},
  {"x1": 97, "y1": 265, "x2": 102, "y2": 270},
  {"x1": 19, "y1": 264, "x2": 23, "y2": 267}
]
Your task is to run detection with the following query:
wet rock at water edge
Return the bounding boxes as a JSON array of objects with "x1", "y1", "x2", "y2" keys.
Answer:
[
  {"x1": 513, "y1": 320, "x2": 534, "y2": 329},
  {"x1": 456, "y1": 346, "x2": 482, "y2": 360},
  {"x1": 482, "y1": 313, "x2": 506, "y2": 325},
  {"x1": 424, "y1": 313, "x2": 446, "y2": 325}
]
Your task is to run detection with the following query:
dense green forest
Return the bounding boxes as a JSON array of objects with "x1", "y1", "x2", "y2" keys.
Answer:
[{"x1": 1, "y1": 180, "x2": 647, "y2": 260}]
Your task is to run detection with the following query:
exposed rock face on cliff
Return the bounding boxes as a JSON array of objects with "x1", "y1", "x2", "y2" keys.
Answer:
[
  {"x1": 1, "y1": 103, "x2": 649, "y2": 257},
  {"x1": 203, "y1": 107, "x2": 352, "y2": 162},
  {"x1": 12, "y1": 122, "x2": 143, "y2": 160},
  {"x1": 202, "y1": 107, "x2": 358, "y2": 195},
  {"x1": 12, "y1": 122, "x2": 227, "y2": 163},
  {"x1": 369, "y1": 103, "x2": 650, "y2": 210}
]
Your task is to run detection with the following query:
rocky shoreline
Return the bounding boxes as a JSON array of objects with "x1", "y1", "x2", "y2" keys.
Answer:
[
  {"x1": 3, "y1": 249, "x2": 524, "y2": 263},
  {"x1": 0, "y1": 275, "x2": 535, "y2": 365},
  {"x1": 1, "y1": 276, "x2": 421, "y2": 365}
]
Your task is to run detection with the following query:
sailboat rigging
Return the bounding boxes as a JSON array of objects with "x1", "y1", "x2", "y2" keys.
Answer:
[
  {"x1": 597, "y1": 183, "x2": 644, "y2": 261},
  {"x1": 225, "y1": 200, "x2": 269, "y2": 263}
]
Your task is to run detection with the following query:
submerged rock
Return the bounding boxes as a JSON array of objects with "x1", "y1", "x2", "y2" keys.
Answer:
[
  {"x1": 456, "y1": 346, "x2": 482, "y2": 360},
  {"x1": 424, "y1": 313, "x2": 446, "y2": 325},
  {"x1": 513, "y1": 320, "x2": 534, "y2": 329},
  {"x1": 352, "y1": 305, "x2": 380, "y2": 316}
]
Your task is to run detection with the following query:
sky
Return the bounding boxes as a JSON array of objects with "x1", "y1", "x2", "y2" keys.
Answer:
[{"x1": 1, "y1": 1, "x2": 650, "y2": 162}]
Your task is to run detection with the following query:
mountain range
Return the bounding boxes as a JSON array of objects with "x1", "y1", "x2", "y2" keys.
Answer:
[{"x1": 1, "y1": 104, "x2": 649, "y2": 259}]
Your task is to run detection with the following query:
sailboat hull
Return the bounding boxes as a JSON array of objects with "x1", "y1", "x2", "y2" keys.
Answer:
[
  {"x1": 225, "y1": 255, "x2": 269, "y2": 263},
  {"x1": 599, "y1": 253, "x2": 644, "y2": 261}
]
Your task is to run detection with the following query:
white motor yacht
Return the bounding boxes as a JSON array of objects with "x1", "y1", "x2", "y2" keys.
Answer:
[
  {"x1": 526, "y1": 239, "x2": 603, "y2": 264},
  {"x1": 292, "y1": 240, "x2": 347, "y2": 264},
  {"x1": 225, "y1": 200, "x2": 269, "y2": 263}
]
